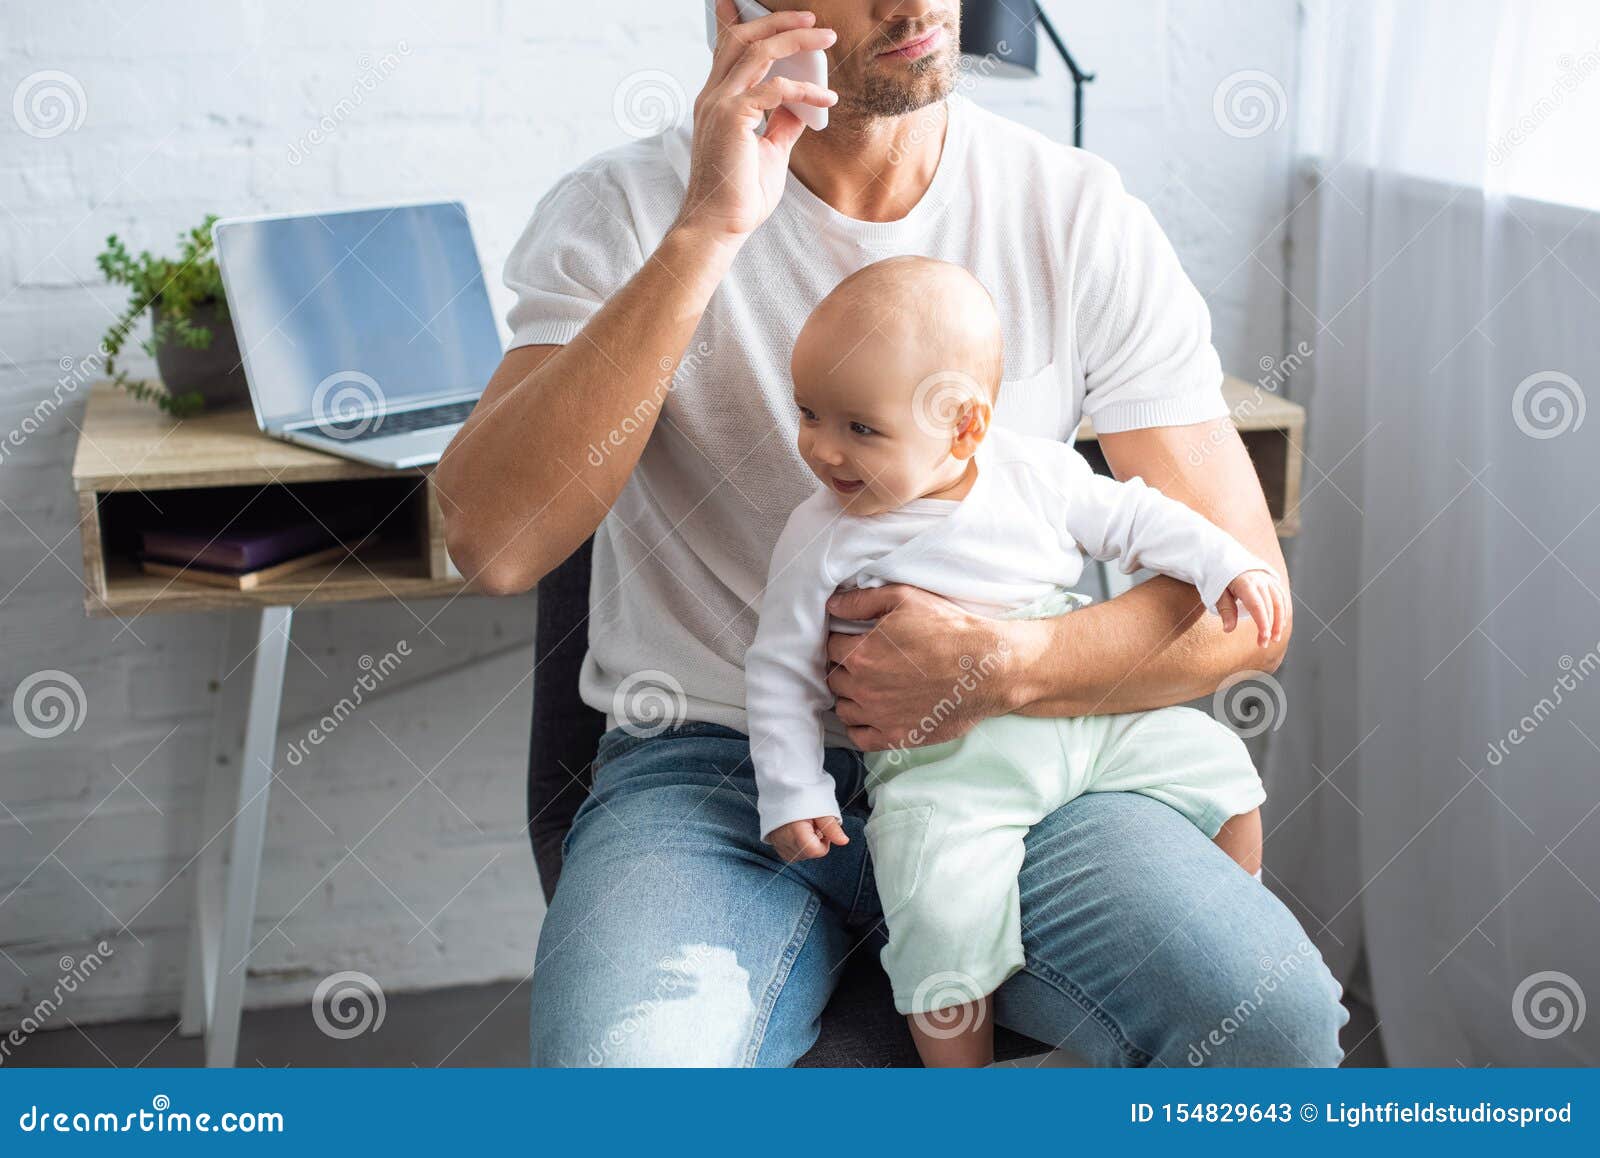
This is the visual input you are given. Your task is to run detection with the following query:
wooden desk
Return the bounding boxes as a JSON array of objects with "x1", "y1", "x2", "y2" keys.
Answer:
[
  {"x1": 70, "y1": 383, "x2": 465, "y2": 1067},
  {"x1": 65, "y1": 373, "x2": 1303, "y2": 1067}
]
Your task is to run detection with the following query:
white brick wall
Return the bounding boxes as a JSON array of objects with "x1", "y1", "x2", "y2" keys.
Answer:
[{"x1": 0, "y1": 0, "x2": 1302, "y2": 1031}]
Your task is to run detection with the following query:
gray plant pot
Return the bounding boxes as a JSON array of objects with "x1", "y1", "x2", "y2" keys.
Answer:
[{"x1": 151, "y1": 300, "x2": 251, "y2": 412}]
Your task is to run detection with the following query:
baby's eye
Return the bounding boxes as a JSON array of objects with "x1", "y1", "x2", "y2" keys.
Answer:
[
  {"x1": 797, "y1": 405, "x2": 817, "y2": 422},
  {"x1": 849, "y1": 421, "x2": 877, "y2": 437}
]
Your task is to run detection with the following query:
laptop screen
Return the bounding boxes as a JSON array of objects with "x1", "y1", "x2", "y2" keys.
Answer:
[{"x1": 214, "y1": 202, "x2": 504, "y2": 429}]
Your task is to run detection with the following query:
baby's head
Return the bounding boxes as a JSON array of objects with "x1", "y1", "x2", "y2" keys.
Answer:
[{"x1": 791, "y1": 256, "x2": 1002, "y2": 516}]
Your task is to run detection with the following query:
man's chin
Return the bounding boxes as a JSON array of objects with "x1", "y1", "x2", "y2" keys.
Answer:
[{"x1": 848, "y1": 52, "x2": 959, "y2": 119}]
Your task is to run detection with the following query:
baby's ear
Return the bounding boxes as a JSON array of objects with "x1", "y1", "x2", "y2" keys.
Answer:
[{"x1": 952, "y1": 398, "x2": 992, "y2": 458}]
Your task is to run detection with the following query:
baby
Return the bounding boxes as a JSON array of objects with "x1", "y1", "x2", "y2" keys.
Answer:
[{"x1": 744, "y1": 256, "x2": 1287, "y2": 1067}]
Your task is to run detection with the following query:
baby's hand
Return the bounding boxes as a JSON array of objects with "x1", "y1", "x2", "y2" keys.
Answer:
[
  {"x1": 1218, "y1": 569, "x2": 1288, "y2": 649},
  {"x1": 767, "y1": 816, "x2": 849, "y2": 863}
]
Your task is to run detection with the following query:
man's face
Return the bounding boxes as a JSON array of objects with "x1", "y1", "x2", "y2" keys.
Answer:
[{"x1": 791, "y1": 1, "x2": 962, "y2": 119}]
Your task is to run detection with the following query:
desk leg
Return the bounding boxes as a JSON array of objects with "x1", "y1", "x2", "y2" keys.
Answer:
[
  {"x1": 179, "y1": 611, "x2": 256, "y2": 1038},
  {"x1": 193, "y1": 605, "x2": 292, "y2": 1068}
]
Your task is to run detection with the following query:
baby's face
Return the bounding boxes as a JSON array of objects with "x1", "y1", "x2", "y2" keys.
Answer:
[{"x1": 792, "y1": 369, "x2": 972, "y2": 517}]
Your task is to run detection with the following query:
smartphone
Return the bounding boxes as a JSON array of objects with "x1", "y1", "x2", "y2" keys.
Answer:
[{"x1": 703, "y1": 0, "x2": 829, "y2": 132}]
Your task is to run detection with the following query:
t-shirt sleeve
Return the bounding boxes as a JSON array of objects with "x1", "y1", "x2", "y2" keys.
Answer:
[
  {"x1": 502, "y1": 161, "x2": 647, "y2": 350},
  {"x1": 1074, "y1": 167, "x2": 1230, "y2": 434}
]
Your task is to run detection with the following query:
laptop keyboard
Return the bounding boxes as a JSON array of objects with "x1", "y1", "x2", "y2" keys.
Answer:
[{"x1": 313, "y1": 399, "x2": 477, "y2": 442}]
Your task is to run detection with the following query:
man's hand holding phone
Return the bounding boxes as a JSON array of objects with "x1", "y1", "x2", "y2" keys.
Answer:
[{"x1": 674, "y1": 0, "x2": 838, "y2": 250}]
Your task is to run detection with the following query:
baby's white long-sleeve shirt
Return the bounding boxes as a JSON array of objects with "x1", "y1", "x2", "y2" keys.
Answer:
[{"x1": 744, "y1": 426, "x2": 1277, "y2": 839}]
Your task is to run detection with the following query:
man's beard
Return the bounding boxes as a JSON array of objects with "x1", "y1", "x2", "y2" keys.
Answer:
[{"x1": 848, "y1": 36, "x2": 960, "y2": 119}]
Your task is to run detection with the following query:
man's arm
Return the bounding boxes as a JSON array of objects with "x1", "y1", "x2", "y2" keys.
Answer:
[
  {"x1": 436, "y1": 2, "x2": 837, "y2": 594},
  {"x1": 435, "y1": 229, "x2": 736, "y2": 594},
  {"x1": 824, "y1": 416, "x2": 1290, "y2": 749}
]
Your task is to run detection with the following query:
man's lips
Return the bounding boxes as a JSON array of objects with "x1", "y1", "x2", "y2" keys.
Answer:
[{"x1": 877, "y1": 25, "x2": 945, "y2": 60}]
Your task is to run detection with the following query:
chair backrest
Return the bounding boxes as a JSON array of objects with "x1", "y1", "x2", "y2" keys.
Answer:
[{"x1": 527, "y1": 537, "x2": 607, "y2": 904}]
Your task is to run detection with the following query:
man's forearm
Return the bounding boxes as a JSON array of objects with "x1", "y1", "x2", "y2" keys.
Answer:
[
  {"x1": 1003, "y1": 572, "x2": 1281, "y2": 718},
  {"x1": 436, "y1": 225, "x2": 737, "y2": 593}
]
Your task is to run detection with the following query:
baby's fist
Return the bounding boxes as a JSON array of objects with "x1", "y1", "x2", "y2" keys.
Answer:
[
  {"x1": 1218, "y1": 568, "x2": 1289, "y2": 649},
  {"x1": 767, "y1": 816, "x2": 849, "y2": 863}
]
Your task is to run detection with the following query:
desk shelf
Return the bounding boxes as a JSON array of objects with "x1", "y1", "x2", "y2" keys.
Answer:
[{"x1": 71, "y1": 384, "x2": 465, "y2": 618}]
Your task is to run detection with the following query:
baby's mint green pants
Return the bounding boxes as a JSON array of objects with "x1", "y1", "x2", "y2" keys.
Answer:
[{"x1": 862, "y1": 588, "x2": 1267, "y2": 1016}]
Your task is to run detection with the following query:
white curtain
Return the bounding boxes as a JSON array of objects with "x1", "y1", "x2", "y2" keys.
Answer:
[{"x1": 1267, "y1": 0, "x2": 1600, "y2": 1065}]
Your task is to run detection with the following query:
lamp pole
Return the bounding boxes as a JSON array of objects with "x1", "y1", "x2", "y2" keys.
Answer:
[{"x1": 1034, "y1": 2, "x2": 1096, "y2": 148}]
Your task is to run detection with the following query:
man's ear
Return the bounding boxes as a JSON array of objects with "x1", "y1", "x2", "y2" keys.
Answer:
[{"x1": 951, "y1": 398, "x2": 992, "y2": 460}]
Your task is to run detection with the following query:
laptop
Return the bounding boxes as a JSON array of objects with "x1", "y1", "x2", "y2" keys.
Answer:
[{"x1": 212, "y1": 201, "x2": 503, "y2": 469}]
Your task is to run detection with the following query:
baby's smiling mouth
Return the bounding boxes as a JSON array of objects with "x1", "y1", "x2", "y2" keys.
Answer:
[{"x1": 829, "y1": 476, "x2": 865, "y2": 495}]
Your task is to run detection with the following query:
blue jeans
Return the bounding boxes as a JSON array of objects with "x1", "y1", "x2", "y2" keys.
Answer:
[{"x1": 530, "y1": 723, "x2": 1347, "y2": 1066}]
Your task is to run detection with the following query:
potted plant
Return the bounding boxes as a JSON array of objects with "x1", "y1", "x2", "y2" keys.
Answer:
[{"x1": 96, "y1": 214, "x2": 249, "y2": 416}]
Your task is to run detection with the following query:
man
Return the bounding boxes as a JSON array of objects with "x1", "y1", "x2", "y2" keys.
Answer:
[{"x1": 437, "y1": 0, "x2": 1346, "y2": 1066}]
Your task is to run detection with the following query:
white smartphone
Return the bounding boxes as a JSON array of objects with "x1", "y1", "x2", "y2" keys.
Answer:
[{"x1": 703, "y1": 0, "x2": 829, "y2": 132}]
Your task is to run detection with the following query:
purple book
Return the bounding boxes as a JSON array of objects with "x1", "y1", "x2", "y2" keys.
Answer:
[{"x1": 138, "y1": 498, "x2": 375, "y2": 572}]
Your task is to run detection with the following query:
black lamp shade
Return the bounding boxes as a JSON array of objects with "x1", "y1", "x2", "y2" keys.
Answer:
[{"x1": 960, "y1": 0, "x2": 1039, "y2": 79}]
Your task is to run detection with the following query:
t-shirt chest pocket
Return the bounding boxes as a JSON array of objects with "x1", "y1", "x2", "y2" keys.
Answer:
[{"x1": 991, "y1": 359, "x2": 1072, "y2": 442}]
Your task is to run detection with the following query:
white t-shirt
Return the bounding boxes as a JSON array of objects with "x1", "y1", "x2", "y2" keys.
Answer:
[
  {"x1": 502, "y1": 90, "x2": 1231, "y2": 745},
  {"x1": 744, "y1": 424, "x2": 1275, "y2": 837}
]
